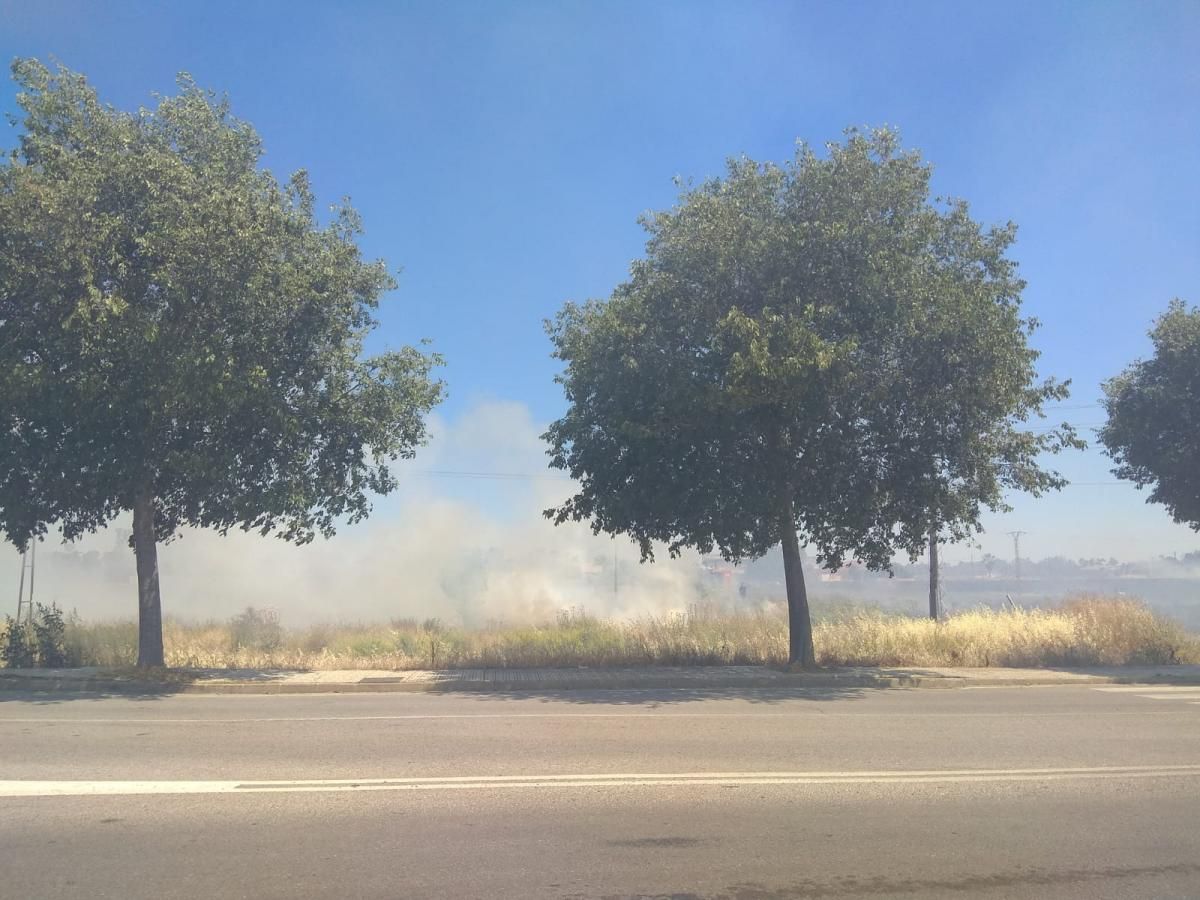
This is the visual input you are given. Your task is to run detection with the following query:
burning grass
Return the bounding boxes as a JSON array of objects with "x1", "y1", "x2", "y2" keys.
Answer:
[{"x1": 59, "y1": 595, "x2": 1200, "y2": 671}]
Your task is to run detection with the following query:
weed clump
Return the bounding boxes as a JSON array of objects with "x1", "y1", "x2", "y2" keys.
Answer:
[
  {"x1": 2, "y1": 603, "x2": 74, "y2": 668},
  {"x1": 229, "y1": 607, "x2": 283, "y2": 653}
]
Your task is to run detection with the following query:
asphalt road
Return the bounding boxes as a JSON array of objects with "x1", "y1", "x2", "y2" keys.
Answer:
[{"x1": 2, "y1": 683, "x2": 1199, "y2": 899}]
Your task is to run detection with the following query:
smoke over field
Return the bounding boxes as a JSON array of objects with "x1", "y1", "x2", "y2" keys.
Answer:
[
  {"x1": 3, "y1": 400, "x2": 1198, "y2": 628},
  {"x1": 1, "y1": 401, "x2": 709, "y2": 625}
]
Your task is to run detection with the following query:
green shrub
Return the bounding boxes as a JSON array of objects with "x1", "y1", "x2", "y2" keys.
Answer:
[
  {"x1": 229, "y1": 607, "x2": 283, "y2": 652},
  {"x1": 2, "y1": 604, "x2": 72, "y2": 668},
  {"x1": 2, "y1": 616, "x2": 36, "y2": 668},
  {"x1": 32, "y1": 603, "x2": 70, "y2": 667}
]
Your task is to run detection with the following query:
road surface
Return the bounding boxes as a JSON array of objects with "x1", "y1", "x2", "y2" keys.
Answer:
[{"x1": 2, "y1": 683, "x2": 1199, "y2": 898}]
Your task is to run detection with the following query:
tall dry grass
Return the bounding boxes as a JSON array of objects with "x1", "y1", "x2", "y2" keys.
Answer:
[
  {"x1": 61, "y1": 595, "x2": 1200, "y2": 671},
  {"x1": 815, "y1": 597, "x2": 1198, "y2": 667}
]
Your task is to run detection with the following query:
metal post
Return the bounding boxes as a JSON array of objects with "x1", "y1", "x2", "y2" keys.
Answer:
[
  {"x1": 612, "y1": 538, "x2": 618, "y2": 603},
  {"x1": 1007, "y1": 531, "x2": 1027, "y2": 585},
  {"x1": 16, "y1": 551, "x2": 27, "y2": 622},
  {"x1": 27, "y1": 542, "x2": 35, "y2": 625}
]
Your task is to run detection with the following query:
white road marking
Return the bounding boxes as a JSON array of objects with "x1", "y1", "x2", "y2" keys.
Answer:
[
  {"x1": 0, "y1": 709, "x2": 1186, "y2": 724},
  {"x1": 4, "y1": 765, "x2": 1200, "y2": 797},
  {"x1": 1135, "y1": 693, "x2": 1200, "y2": 700},
  {"x1": 1093, "y1": 686, "x2": 1200, "y2": 705}
]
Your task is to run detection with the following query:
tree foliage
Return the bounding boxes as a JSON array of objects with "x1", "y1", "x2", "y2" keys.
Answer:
[
  {"x1": 1100, "y1": 299, "x2": 1200, "y2": 529},
  {"x1": 544, "y1": 129, "x2": 1077, "y2": 661},
  {"x1": 0, "y1": 60, "x2": 444, "y2": 661}
]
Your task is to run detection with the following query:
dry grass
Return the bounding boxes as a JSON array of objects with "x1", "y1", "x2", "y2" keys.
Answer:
[
  {"x1": 815, "y1": 597, "x2": 1199, "y2": 667},
  {"x1": 61, "y1": 595, "x2": 1200, "y2": 671}
]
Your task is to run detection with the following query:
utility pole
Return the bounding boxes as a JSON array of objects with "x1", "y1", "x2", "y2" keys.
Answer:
[
  {"x1": 15, "y1": 552, "x2": 25, "y2": 622},
  {"x1": 1007, "y1": 531, "x2": 1027, "y2": 583},
  {"x1": 927, "y1": 521, "x2": 941, "y2": 621},
  {"x1": 14, "y1": 543, "x2": 36, "y2": 626},
  {"x1": 29, "y1": 542, "x2": 35, "y2": 623},
  {"x1": 612, "y1": 537, "x2": 618, "y2": 604}
]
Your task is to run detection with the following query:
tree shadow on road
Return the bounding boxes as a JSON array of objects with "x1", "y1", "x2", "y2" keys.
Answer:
[
  {"x1": 0, "y1": 686, "x2": 180, "y2": 705},
  {"x1": 430, "y1": 684, "x2": 871, "y2": 706},
  {"x1": 0, "y1": 667, "x2": 300, "y2": 705}
]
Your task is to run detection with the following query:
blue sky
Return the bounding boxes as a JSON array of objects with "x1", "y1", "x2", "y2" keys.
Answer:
[{"x1": 2, "y1": 0, "x2": 1198, "y2": 564}]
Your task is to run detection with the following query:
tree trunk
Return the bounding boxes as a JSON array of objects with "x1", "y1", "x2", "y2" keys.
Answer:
[
  {"x1": 779, "y1": 496, "x2": 816, "y2": 669},
  {"x1": 132, "y1": 483, "x2": 164, "y2": 668},
  {"x1": 928, "y1": 521, "x2": 941, "y2": 621}
]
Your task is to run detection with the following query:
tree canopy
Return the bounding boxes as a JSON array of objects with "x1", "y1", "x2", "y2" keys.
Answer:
[
  {"x1": 1100, "y1": 299, "x2": 1200, "y2": 529},
  {"x1": 544, "y1": 128, "x2": 1077, "y2": 665},
  {"x1": 0, "y1": 60, "x2": 444, "y2": 664}
]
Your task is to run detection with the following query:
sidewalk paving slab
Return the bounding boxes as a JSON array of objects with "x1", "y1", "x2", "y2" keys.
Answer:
[{"x1": 2, "y1": 664, "x2": 1200, "y2": 695}]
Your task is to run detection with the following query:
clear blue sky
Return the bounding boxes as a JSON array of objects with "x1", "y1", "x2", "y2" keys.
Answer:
[{"x1": 2, "y1": 0, "x2": 1198, "y2": 563}]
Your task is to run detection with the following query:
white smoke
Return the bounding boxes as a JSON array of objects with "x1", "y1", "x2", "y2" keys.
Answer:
[{"x1": 1, "y1": 400, "x2": 712, "y2": 625}]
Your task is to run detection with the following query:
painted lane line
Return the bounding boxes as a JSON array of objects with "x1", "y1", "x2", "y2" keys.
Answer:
[
  {"x1": 5, "y1": 765, "x2": 1200, "y2": 797},
  {"x1": 1093, "y1": 686, "x2": 1200, "y2": 693},
  {"x1": 1135, "y1": 693, "x2": 1200, "y2": 701},
  {"x1": 1, "y1": 709, "x2": 1190, "y2": 725}
]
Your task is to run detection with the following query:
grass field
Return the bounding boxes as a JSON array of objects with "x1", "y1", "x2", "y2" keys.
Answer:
[{"x1": 52, "y1": 595, "x2": 1200, "y2": 670}]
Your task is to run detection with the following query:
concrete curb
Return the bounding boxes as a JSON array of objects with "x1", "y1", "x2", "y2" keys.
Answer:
[{"x1": 3, "y1": 668, "x2": 1200, "y2": 696}]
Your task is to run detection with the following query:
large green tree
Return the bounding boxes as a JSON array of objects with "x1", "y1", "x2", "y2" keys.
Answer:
[
  {"x1": 862, "y1": 259, "x2": 1082, "y2": 619},
  {"x1": 1100, "y1": 299, "x2": 1200, "y2": 529},
  {"x1": 544, "y1": 129, "x2": 1076, "y2": 666},
  {"x1": 0, "y1": 60, "x2": 444, "y2": 666}
]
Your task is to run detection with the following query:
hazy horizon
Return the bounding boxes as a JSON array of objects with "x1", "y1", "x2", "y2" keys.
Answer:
[{"x1": 3, "y1": 400, "x2": 1197, "y2": 629}]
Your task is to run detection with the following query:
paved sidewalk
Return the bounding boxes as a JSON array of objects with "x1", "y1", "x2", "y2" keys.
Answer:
[{"x1": 2, "y1": 664, "x2": 1200, "y2": 695}]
